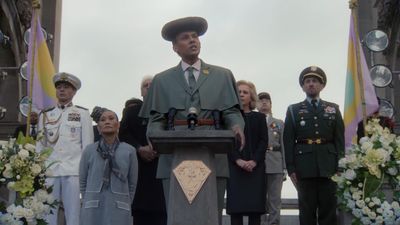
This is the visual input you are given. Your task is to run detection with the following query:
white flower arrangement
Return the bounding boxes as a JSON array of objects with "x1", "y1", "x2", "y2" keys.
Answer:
[
  {"x1": 332, "y1": 118, "x2": 400, "y2": 225},
  {"x1": 0, "y1": 136, "x2": 56, "y2": 225}
]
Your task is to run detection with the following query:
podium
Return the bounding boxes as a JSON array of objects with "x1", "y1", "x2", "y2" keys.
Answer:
[{"x1": 149, "y1": 130, "x2": 236, "y2": 225}]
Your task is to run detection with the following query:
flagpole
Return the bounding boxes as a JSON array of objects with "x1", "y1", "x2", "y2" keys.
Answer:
[
  {"x1": 25, "y1": 0, "x2": 41, "y2": 139},
  {"x1": 349, "y1": 0, "x2": 368, "y2": 130}
]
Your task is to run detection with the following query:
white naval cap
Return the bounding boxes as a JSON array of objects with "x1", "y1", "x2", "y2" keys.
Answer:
[{"x1": 53, "y1": 72, "x2": 81, "y2": 90}]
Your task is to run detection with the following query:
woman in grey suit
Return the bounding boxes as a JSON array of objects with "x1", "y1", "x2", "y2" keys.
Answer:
[{"x1": 79, "y1": 108, "x2": 138, "y2": 225}]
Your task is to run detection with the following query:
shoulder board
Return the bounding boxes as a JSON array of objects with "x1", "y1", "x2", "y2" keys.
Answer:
[
  {"x1": 42, "y1": 106, "x2": 55, "y2": 113},
  {"x1": 291, "y1": 102, "x2": 303, "y2": 109},
  {"x1": 75, "y1": 105, "x2": 88, "y2": 110},
  {"x1": 322, "y1": 100, "x2": 339, "y2": 108}
]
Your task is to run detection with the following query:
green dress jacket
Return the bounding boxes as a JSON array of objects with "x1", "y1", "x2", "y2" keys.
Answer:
[
  {"x1": 283, "y1": 99, "x2": 344, "y2": 179},
  {"x1": 139, "y1": 60, "x2": 245, "y2": 178}
]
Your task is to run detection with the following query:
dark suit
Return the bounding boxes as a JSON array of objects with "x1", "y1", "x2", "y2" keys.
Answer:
[
  {"x1": 13, "y1": 124, "x2": 37, "y2": 139},
  {"x1": 227, "y1": 111, "x2": 267, "y2": 215},
  {"x1": 93, "y1": 126, "x2": 101, "y2": 142},
  {"x1": 283, "y1": 99, "x2": 344, "y2": 225},
  {"x1": 119, "y1": 100, "x2": 167, "y2": 225}
]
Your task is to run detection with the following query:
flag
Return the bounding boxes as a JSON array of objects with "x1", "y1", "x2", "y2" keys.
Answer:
[
  {"x1": 27, "y1": 11, "x2": 56, "y2": 110},
  {"x1": 344, "y1": 13, "x2": 379, "y2": 148}
]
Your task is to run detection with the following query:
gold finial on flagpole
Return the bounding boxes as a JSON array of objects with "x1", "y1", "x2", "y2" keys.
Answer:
[
  {"x1": 349, "y1": 0, "x2": 358, "y2": 9},
  {"x1": 32, "y1": 0, "x2": 41, "y2": 9}
]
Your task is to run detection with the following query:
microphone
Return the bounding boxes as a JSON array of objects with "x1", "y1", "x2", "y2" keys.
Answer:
[
  {"x1": 167, "y1": 108, "x2": 177, "y2": 130},
  {"x1": 212, "y1": 110, "x2": 221, "y2": 130},
  {"x1": 187, "y1": 107, "x2": 198, "y2": 130}
]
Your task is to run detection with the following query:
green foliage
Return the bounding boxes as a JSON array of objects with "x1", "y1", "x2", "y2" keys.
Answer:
[
  {"x1": 363, "y1": 172, "x2": 383, "y2": 198},
  {"x1": 0, "y1": 138, "x2": 55, "y2": 225},
  {"x1": 16, "y1": 132, "x2": 36, "y2": 145}
]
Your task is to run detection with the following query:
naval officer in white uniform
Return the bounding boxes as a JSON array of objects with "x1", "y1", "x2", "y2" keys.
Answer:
[{"x1": 36, "y1": 72, "x2": 94, "y2": 225}]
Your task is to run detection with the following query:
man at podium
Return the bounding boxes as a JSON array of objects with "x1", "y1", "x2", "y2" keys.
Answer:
[{"x1": 139, "y1": 16, "x2": 245, "y2": 225}]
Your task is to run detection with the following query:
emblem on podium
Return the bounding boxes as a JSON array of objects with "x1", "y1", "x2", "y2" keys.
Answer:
[{"x1": 173, "y1": 160, "x2": 211, "y2": 204}]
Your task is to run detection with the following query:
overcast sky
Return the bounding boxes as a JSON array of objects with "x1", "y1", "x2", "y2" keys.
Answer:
[{"x1": 59, "y1": 0, "x2": 350, "y2": 198}]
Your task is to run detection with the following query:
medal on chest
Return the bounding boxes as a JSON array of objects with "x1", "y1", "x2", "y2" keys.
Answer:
[
  {"x1": 324, "y1": 106, "x2": 336, "y2": 114},
  {"x1": 299, "y1": 116, "x2": 306, "y2": 127},
  {"x1": 68, "y1": 112, "x2": 81, "y2": 122}
]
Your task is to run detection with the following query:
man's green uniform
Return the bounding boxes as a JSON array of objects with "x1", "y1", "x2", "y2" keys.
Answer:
[
  {"x1": 284, "y1": 66, "x2": 344, "y2": 225},
  {"x1": 139, "y1": 17, "x2": 244, "y2": 225},
  {"x1": 139, "y1": 60, "x2": 244, "y2": 225},
  {"x1": 140, "y1": 60, "x2": 244, "y2": 179}
]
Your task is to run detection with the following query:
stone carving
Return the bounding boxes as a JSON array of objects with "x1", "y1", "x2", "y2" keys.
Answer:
[
  {"x1": 377, "y1": 0, "x2": 399, "y2": 31},
  {"x1": 16, "y1": 0, "x2": 32, "y2": 28},
  {"x1": 173, "y1": 160, "x2": 211, "y2": 204}
]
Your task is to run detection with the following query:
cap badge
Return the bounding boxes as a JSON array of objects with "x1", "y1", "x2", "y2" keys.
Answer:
[{"x1": 60, "y1": 73, "x2": 68, "y2": 80}]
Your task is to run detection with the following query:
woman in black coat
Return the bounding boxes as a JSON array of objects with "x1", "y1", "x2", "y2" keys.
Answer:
[{"x1": 227, "y1": 80, "x2": 268, "y2": 225}]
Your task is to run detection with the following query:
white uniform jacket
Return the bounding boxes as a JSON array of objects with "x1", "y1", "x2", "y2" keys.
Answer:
[{"x1": 36, "y1": 104, "x2": 94, "y2": 177}]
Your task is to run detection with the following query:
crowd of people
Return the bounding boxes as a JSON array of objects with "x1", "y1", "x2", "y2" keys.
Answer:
[{"x1": 14, "y1": 16, "x2": 351, "y2": 225}]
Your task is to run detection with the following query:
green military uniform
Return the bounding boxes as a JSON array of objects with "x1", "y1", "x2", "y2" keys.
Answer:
[{"x1": 283, "y1": 66, "x2": 344, "y2": 225}]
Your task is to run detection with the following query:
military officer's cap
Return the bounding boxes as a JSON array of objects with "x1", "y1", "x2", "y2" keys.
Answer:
[
  {"x1": 258, "y1": 92, "x2": 271, "y2": 101},
  {"x1": 162, "y1": 17, "x2": 208, "y2": 41},
  {"x1": 53, "y1": 72, "x2": 81, "y2": 90},
  {"x1": 299, "y1": 66, "x2": 327, "y2": 86}
]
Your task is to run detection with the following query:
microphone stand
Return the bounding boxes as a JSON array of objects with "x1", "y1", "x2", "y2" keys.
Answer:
[
  {"x1": 187, "y1": 107, "x2": 198, "y2": 130},
  {"x1": 212, "y1": 110, "x2": 221, "y2": 130},
  {"x1": 167, "y1": 108, "x2": 177, "y2": 130}
]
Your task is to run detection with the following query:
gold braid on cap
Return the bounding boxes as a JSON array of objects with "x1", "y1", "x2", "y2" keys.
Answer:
[{"x1": 303, "y1": 73, "x2": 324, "y2": 83}]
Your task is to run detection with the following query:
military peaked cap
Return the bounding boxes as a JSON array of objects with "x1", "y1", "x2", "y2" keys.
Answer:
[
  {"x1": 53, "y1": 72, "x2": 81, "y2": 90},
  {"x1": 299, "y1": 66, "x2": 327, "y2": 86},
  {"x1": 258, "y1": 92, "x2": 271, "y2": 101}
]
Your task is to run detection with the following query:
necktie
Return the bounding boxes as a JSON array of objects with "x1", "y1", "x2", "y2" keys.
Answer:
[
  {"x1": 31, "y1": 125, "x2": 37, "y2": 138},
  {"x1": 187, "y1": 67, "x2": 196, "y2": 91},
  {"x1": 311, "y1": 99, "x2": 318, "y2": 109}
]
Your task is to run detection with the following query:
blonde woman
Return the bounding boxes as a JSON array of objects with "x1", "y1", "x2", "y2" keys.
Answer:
[{"x1": 226, "y1": 80, "x2": 268, "y2": 225}]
